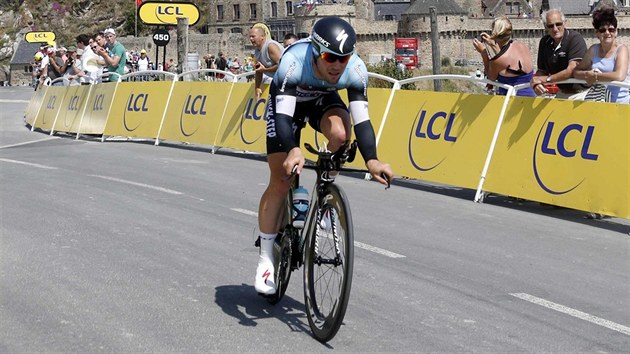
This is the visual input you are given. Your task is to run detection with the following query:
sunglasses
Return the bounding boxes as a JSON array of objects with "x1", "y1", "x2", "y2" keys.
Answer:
[
  {"x1": 597, "y1": 27, "x2": 616, "y2": 33},
  {"x1": 546, "y1": 22, "x2": 564, "y2": 29},
  {"x1": 319, "y1": 51, "x2": 351, "y2": 64}
]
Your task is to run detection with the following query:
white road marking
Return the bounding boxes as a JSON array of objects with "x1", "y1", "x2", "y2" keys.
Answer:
[
  {"x1": 354, "y1": 241, "x2": 406, "y2": 258},
  {"x1": 0, "y1": 137, "x2": 59, "y2": 149},
  {"x1": 231, "y1": 208, "x2": 259, "y2": 217},
  {"x1": 510, "y1": 292, "x2": 630, "y2": 336},
  {"x1": 0, "y1": 158, "x2": 58, "y2": 170},
  {"x1": 88, "y1": 175, "x2": 183, "y2": 195},
  {"x1": 0, "y1": 99, "x2": 31, "y2": 103},
  {"x1": 231, "y1": 207, "x2": 406, "y2": 258}
]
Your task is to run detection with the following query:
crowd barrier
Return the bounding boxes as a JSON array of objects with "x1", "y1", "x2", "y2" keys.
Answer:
[{"x1": 24, "y1": 69, "x2": 630, "y2": 219}]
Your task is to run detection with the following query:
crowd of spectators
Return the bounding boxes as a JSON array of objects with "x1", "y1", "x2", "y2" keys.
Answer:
[
  {"x1": 474, "y1": 6, "x2": 629, "y2": 104},
  {"x1": 31, "y1": 27, "x2": 180, "y2": 89}
]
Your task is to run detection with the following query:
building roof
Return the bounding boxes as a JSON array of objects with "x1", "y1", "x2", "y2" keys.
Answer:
[
  {"x1": 488, "y1": 0, "x2": 533, "y2": 15},
  {"x1": 403, "y1": 0, "x2": 467, "y2": 15},
  {"x1": 10, "y1": 41, "x2": 42, "y2": 65},
  {"x1": 548, "y1": 0, "x2": 591, "y2": 15},
  {"x1": 375, "y1": 3, "x2": 412, "y2": 19}
]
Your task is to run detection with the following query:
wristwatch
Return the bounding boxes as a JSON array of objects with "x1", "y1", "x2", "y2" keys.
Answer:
[{"x1": 545, "y1": 76, "x2": 552, "y2": 83}]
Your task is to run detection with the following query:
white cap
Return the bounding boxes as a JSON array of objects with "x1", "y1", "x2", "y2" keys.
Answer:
[{"x1": 104, "y1": 28, "x2": 116, "y2": 36}]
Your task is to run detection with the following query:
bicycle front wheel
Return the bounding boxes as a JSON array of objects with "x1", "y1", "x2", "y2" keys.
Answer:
[{"x1": 303, "y1": 183, "x2": 354, "y2": 342}]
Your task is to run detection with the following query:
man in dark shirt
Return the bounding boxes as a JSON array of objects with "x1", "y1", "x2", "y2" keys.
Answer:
[{"x1": 530, "y1": 9, "x2": 588, "y2": 99}]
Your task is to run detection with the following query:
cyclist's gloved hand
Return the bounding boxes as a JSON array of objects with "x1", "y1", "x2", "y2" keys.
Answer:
[
  {"x1": 366, "y1": 159, "x2": 393, "y2": 186},
  {"x1": 284, "y1": 147, "x2": 305, "y2": 176}
]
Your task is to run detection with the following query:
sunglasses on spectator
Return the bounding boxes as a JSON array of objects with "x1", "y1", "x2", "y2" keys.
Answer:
[
  {"x1": 597, "y1": 27, "x2": 616, "y2": 33},
  {"x1": 319, "y1": 51, "x2": 351, "y2": 64},
  {"x1": 546, "y1": 22, "x2": 564, "y2": 29}
]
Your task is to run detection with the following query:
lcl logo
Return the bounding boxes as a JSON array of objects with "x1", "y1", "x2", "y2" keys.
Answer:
[
  {"x1": 67, "y1": 96, "x2": 80, "y2": 111},
  {"x1": 46, "y1": 95, "x2": 56, "y2": 110},
  {"x1": 408, "y1": 107, "x2": 459, "y2": 171},
  {"x1": 533, "y1": 116, "x2": 599, "y2": 195},
  {"x1": 180, "y1": 94, "x2": 208, "y2": 137},
  {"x1": 123, "y1": 93, "x2": 150, "y2": 131},
  {"x1": 127, "y1": 93, "x2": 149, "y2": 112},
  {"x1": 92, "y1": 94, "x2": 105, "y2": 111},
  {"x1": 240, "y1": 97, "x2": 267, "y2": 144}
]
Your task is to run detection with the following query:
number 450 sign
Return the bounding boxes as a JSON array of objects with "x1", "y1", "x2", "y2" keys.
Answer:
[{"x1": 153, "y1": 29, "x2": 170, "y2": 46}]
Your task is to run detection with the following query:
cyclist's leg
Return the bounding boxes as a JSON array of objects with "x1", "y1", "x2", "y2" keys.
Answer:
[
  {"x1": 254, "y1": 152, "x2": 290, "y2": 295},
  {"x1": 255, "y1": 88, "x2": 304, "y2": 295},
  {"x1": 258, "y1": 152, "x2": 291, "y2": 234},
  {"x1": 310, "y1": 93, "x2": 351, "y2": 152},
  {"x1": 319, "y1": 107, "x2": 351, "y2": 152}
]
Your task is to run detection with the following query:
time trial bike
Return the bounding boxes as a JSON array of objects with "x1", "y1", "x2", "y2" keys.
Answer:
[{"x1": 256, "y1": 140, "x2": 379, "y2": 342}]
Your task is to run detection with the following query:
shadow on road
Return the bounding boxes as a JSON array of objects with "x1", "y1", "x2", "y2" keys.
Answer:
[{"x1": 214, "y1": 283, "x2": 313, "y2": 334}]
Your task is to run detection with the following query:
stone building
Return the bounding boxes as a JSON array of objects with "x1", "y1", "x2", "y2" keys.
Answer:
[{"x1": 9, "y1": 41, "x2": 41, "y2": 86}]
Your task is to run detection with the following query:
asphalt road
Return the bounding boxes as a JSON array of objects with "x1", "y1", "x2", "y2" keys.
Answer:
[{"x1": 1, "y1": 86, "x2": 629, "y2": 352}]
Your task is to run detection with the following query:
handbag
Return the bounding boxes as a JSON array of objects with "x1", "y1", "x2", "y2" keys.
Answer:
[{"x1": 583, "y1": 84, "x2": 611, "y2": 102}]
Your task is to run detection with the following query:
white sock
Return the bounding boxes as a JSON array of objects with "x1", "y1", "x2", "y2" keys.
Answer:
[{"x1": 259, "y1": 232, "x2": 276, "y2": 261}]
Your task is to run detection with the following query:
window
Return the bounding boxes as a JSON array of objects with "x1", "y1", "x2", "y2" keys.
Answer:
[
  {"x1": 271, "y1": 2, "x2": 277, "y2": 17},
  {"x1": 250, "y1": 3, "x2": 257, "y2": 19},
  {"x1": 217, "y1": 28, "x2": 224, "y2": 34},
  {"x1": 286, "y1": 1, "x2": 293, "y2": 15},
  {"x1": 506, "y1": 1, "x2": 520, "y2": 14},
  {"x1": 231, "y1": 27, "x2": 242, "y2": 34},
  {"x1": 233, "y1": 4, "x2": 240, "y2": 20},
  {"x1": 384, "y1": 15, "x2": 395, "y2": 21},
  {"x1": 217, "y1": 5, "x2": 224, "y2": 20}
]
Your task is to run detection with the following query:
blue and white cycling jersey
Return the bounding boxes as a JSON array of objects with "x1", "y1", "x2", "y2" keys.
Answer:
[{"x1": 266, "y1": 39, "x2": 377, "y2": 161}]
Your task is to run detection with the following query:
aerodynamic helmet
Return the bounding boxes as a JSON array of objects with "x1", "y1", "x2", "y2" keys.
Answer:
[{"x1": 310, "y1": 16, "x2": 356, "y2": 56}]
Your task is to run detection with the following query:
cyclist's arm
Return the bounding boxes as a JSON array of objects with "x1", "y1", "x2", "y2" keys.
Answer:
[
  {"x1": 347, "y1": 86, "x2": 378, "y2": 162},
  {"x1": 274, "y1": 93, "x2": 298, "y2": 152}
]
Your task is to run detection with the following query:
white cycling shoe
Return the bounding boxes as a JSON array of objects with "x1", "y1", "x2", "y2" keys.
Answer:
[{"x1": 255, "y1": 256, "x2": 276, "y2": 295}]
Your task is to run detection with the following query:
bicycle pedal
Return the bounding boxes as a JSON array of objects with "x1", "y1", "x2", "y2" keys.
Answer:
[{"x1": 254, "y1": 236, "x2": 260, "y2": 248}]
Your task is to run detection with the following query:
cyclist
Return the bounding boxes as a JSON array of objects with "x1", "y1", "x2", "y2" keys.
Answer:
[{"x1": 255, "y1": 16, "x2": 394, "y2": 295}]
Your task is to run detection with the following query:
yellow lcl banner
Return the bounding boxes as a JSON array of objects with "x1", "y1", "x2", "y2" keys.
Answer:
[
  {"x1": 378, "y1": 90, "x2": 507, "y2": 190},
  {"x1": 104, "y1": 81, "x2": 173, "y2": 139},
  {"x1": 33, "y1": 86, "x2": 67, "y2": 131},
  {"x1": 138, "y1": 1, "x2": 200, "y2": 25},
  {"x1": 484, "y1": 97, "x2": 630, "y2": 218},
  {"x1": 25, "y1": 31, "x2": 56, "y2": 45},
  {"x1": 80, "y1": 82, "x2": 117, "y2": 135},
  {"x1": 53, "y1": 85, "x2": 91, "y2": 134},
  {"x1": 159, "y1": 81, "x2": 233, "y2": 146},
  {"x1": 25, "y1": 87, "x2": 48, "y2": 126}
]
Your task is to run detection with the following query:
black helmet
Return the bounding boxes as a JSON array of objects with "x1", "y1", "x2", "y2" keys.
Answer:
[{"x1": 311, "y1": 16, "x2": 356, "y2": 56}]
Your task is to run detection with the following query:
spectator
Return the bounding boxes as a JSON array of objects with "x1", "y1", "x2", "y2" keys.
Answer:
[
  {"x1": 59, "y1": 46, "x2": 68, "y2": 63},
  {"x1": 249, "y1": 22, "x2": 284, "y2": 99},
  {"x1": 31, "y1": 52, "x2": 44, "y2": 89},
  {"x1": 283, "y1": 33, "x2": 298, "y2": 47},
  {"x1": 574, "y1": 6, "x2": 629, "y2": 104},
  {"x1": 530, "y1": 9, "x2": 588, "y2": 99},
  {"x1": 137, "y1": 49, "x2": 149, "y2": 71},
  {"x1": 167, "y1": 58, "x2": 177, "y2": 73},
  {"x1": 43, "y1": 47, "x2": 64, "y2": 86},
  {"x1": 88, "y1": 34, "x2": 106, "y2": 83},
  {"x1": 473, "y1": 16, "x2": 535, "y2": 97},
  {"x1": 214, "y1": 51, "x2": 227, "y2": 80},
  {"x1": 61, "y1": 46, "x2": 82, "y2": 86},
  {"x1": 96, "y1": 28, "x2": 126, "y2": 82}
]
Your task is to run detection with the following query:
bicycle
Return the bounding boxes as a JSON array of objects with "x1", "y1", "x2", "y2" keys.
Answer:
[{"x1": 255, "y1": 140, "x2": 388, "y2": 342}]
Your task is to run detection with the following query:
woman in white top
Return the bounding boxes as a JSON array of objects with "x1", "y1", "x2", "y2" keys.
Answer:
[{"x1": 574, "y1": 6, "x2": 629, "y2": 104}]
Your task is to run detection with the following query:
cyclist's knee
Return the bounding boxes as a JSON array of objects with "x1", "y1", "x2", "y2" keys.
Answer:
[{"x1": 327, "y1": 124, "x2": 348, "y2": 149}]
